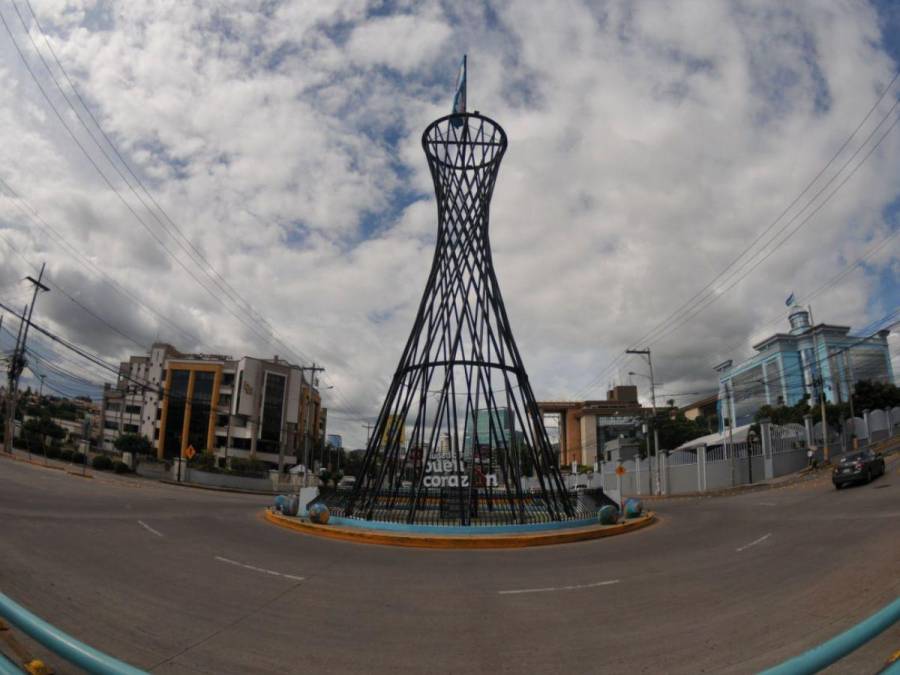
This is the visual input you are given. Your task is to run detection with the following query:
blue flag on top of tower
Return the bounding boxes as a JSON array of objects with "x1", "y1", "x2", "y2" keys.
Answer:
[
  {"x1": 785, "y1": 292, "x2": 796, "y2": 307},
  {"x1": 450, "y1": 54, "x2": 466, "y2": 127}
]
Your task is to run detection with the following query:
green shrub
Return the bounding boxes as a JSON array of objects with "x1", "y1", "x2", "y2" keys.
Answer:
[
  {"x1": 191, "y1": 452, "x2": 218, "y2": 472},
  {"x1": 91, "y1": 455, "x2": 113, "y2": 470},
  {"x1": 45, "y1": 446, "x2": 61, "y2": 460},
  {"x1": 72, "y1": 452, "x2": 86, "y2": 465},
  {"x1": 113, "y1": 433, "x2": 153, "y2": 456},
  {"x1": 229, "y1": 457, "x2": 268, "y2": 477},
  {"x1": 113, "y1": 460, "x2": 130, "y2": 474},
  {"x1": 60, "y1": 449, "x2": 74, "y2": 462}
]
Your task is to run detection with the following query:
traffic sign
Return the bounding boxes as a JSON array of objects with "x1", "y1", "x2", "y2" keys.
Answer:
[
  {"x1": 184, "y1": 445, "x2": 196, "y2": 460},
  {"x1": 615, "y1": 465, "x2": 626, "y2": 476}
]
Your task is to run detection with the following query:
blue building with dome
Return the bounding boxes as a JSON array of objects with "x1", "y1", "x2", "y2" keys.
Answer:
[{"x1": 715, "y1": 307, "x2": 894, "y2": 431}]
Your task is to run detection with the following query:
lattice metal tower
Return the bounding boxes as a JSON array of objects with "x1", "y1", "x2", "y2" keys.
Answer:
[{"x1": 347, "y1": 112, "x2": 573, "y2": 525}]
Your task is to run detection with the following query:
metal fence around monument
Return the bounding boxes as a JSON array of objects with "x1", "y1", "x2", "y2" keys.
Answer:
[{"x1": 313, "y1": 485, "x2": 615, "y2": 528}]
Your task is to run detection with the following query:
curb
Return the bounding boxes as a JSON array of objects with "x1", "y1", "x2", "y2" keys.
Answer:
[
  {"x1": 160, "y1": 479, "x2": 278, "y2": 496},
  {"x1": 0, "y1": 451, "x2": 73, "y2": 473},
  {"x1": 263, "y1": 509, "x2": 657, "y2": 549}
]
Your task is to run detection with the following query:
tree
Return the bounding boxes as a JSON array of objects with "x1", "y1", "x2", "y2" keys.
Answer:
[
  {"x1": 22, "y1": 416, "x2": 65, "y2": 449},
  {"x1": 342, "y1": 451, "x2": 366, "y2": 478},
  {"x1": 114, "y1": 433, "x2": 153, "y2": 456},
  {"x1": 651, "y1": 411, "x2": 709, "y2": 452},
  {"x1": 852, "y1": 380, "x2": 900, "y2": 412}
]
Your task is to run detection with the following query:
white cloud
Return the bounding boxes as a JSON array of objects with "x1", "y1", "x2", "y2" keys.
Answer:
[{"x1": 0, "y1": 1, "x2": 897, "y2": 446}]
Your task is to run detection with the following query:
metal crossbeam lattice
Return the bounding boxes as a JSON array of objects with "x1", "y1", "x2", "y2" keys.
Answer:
[{"x1": 346, "y1": 113, "x2": 573, "y2": 525}]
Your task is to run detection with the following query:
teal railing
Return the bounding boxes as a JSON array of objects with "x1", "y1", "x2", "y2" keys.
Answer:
[
  {"x1": 761, "y1": 596, "x2": 900, "y2": 674},
  {"x1": 0, "y1": 592, "x2": 146, "y2": 674}
]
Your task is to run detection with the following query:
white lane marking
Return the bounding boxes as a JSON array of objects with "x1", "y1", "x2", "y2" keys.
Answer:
[
  {"x1": 214, "y1": 556, "x2": 305, "y2": 582},
  {"x1": 137, "y1": 520, "x2": 163, "y2": 537},
  {"x1": 498, "y1": 579, "x2": 620, "y2": 595},
  {"x1": 736, "y1": 533, "x2": 771, "y2": 552}
]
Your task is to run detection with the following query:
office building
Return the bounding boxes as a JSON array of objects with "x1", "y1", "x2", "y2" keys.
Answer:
[
  {"x1": 101, "y1": 344, "x2": 325, "y2": 468},
  {"x1": 715, "y1": 307, "x2": 894, "y2": 430}
]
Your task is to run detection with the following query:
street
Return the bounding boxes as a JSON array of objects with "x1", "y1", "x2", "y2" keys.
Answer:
[{"x1": 0, "y1": 455, "x2": 897, "y2": 674}]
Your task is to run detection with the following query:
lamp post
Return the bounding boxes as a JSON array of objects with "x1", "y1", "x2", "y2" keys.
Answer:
[{"x1": 626, "y1": 349, "x2": 661, "y2": 495}]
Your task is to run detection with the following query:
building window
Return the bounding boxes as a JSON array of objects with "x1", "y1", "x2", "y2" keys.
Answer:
[
  {"x1": 104, "y1": 420, "x2": 118, "y2": 431},
  {"x1": 106, "y1": 402, "x2": 121, "y2": 412},
  {"x1": 216, "y1": 414, "x2": 229, "y2": 428},
  {"x1": 215, "y1": 435, "x2": 227, "y2": 448},
  {"x1": 222, "y1": 372, "x2": 235, "y2": 386},
  {"x1": 124, "y1": 424, "x2": 139, "y2": 434},
  {"x1": 125, "y1": 405, "x2": 141, "y2": 415},
  {"x1": 260, "y1": 372, "x2": 286, "y2": 454},
  {"x1": 162, "y1": 369, "x2": 190, "y2": 458},
  {"x1": 231, "y1": 437, "x2": 251, "y2": 450},
  {"x1": 188, "y1": 371, "x2": 215, "y2": 451},
  {"x1": 154, "y1": 428, "x2": 160, "y2": 440}
]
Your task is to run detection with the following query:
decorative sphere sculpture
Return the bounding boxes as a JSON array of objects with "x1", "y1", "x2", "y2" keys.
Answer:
[
  {"x1": 274, "y1": 495, "x2": 289, "y2": 513},
  {"x1": 624, "y1": 498, "x2": 643, "y2": 518},
  {"x1": 281, "y1": 495, "x2": 299, "y2": 517},
  {"x1": 308, "y1": 502, "x2": 330, "y2": 525},
  {"x1": 598, "y1": 504, "x2": 618, "y2": 525}
]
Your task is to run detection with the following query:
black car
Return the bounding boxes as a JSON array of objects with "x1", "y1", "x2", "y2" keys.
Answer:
[{"x1": 832, "y1": 450, "x2": 886, "y2": 489}]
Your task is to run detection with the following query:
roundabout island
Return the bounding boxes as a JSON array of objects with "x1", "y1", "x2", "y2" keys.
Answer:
[{"x1": 266, "y1": 492, "x2": 655, "y2": 549}]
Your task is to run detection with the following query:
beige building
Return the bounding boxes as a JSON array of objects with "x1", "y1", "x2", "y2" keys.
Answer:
[
  {"x1": 101, "y1": 344, "x2": 326, "y2": 469},
  {"x1": 539, "y1": 386, "x2": 650, "y2": 467}
]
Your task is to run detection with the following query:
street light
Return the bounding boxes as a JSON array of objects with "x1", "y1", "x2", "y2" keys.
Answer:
[{"x1": 625, "y1": 346, "x2": 662, "y2": 494}]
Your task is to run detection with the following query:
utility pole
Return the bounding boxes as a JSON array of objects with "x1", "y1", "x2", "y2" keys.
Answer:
[
  {"x1": 4, "y1": 264, "x2": 50, "y2": 454},
  {"x1": 299, "y1": 364, "x2": 324, "y2": 486},
  {"x1": 843, "y1": 350, "x2": 857, "y2": 449},
  {"x1": 807, "y1": 305, "x2": 829, "y2": 462},
  {"x1": 38, "y1": 374, "x2": 46, "y2": 398},
  {"x1": 626, "y1": 348, "x2": 661, "y2": 495}
]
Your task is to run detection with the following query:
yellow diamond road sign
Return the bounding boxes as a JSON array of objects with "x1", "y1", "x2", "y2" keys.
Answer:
[{"x1": 184, "y1": 445, "x2": 196, "y2": 460}]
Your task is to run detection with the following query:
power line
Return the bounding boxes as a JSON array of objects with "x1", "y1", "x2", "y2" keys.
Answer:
[
  {"x1": 561, "y1": 312, "x2": 897, "y2": 458},
  {"x1": 639, "y1": 111, "x2": 900, "y2": 354},
  {"x1": 0, "y1": 231, "x2": 150, "y2": 350},
  {"x1": 574, "y1": 71, "x2": 900, "y2": 399},
  {"x1": 0, "y1": 9, "x2": 311, "y2": 369},
  {"x1": 1, "y1": 9, "x2": 364, "y2": 422},
  {"x1": 0, "y1": 176, "x2": 202, "y2": 345}
]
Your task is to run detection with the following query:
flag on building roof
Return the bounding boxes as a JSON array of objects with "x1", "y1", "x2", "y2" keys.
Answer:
[
  {"x1": 785, "y1": 292, "x2": 796, "y2": 307},
  {"x1": 450, "y1": 55, "x2": 466, "y2": 127}
]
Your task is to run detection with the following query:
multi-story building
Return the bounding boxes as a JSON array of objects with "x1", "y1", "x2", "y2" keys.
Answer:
[
  {"x1": 538, "y1": 386, "x2": 651, "y2": 467},
  {"x1": 101, "y1": 344, "x2": 326, "y2": 469},
  {"x1": 716, "y1": 307, "x2": 894, "y2": 430}
]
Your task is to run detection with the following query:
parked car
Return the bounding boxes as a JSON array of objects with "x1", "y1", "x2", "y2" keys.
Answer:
[{"x1": 832, "y1": 450, "x2": 885, "y2": 489}]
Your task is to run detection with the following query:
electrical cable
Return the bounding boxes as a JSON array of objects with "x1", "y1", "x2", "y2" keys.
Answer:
[{"x1": 573, "y1": 70, "x2": 900, "y2": 399}]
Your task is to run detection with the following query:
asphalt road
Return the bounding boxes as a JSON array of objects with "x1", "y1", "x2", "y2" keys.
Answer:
[{"x1": 0, "y1": 455, "x2": 897, "y2": 674}]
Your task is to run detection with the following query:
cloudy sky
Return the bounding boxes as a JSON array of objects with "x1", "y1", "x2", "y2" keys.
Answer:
[{"x1": 0, "y1": 0, "x2": 898, "y2": 447}]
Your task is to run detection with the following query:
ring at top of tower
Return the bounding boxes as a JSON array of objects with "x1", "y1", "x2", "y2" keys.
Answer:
[{"x1": 422, "y1": 112, "x2": 508, "y2": 172}]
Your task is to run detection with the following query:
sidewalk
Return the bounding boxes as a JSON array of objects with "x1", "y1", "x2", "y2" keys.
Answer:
[
  {"x1": 639, "y1": 444, "x2": 899, "y2": 501},
  {"x1": 636, "y1": 464, "x2": 828, "y2": 501},
  {"x1": 1, "y1": 445, "x2": 97, "y2": 476}
]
